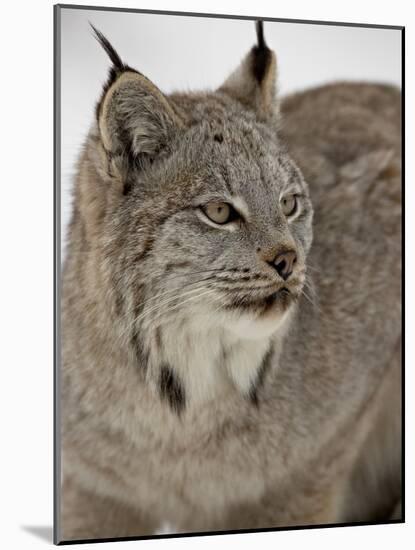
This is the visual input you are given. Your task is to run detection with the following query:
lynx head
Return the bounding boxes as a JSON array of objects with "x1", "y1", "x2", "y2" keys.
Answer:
[{"x1": 73, "y1": 22, "x2": 313, "y2": 403}]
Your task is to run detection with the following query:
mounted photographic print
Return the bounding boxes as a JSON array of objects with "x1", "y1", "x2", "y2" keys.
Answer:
[{"x1": 54, "y1": 4, "x2": 404, "y2": 544}]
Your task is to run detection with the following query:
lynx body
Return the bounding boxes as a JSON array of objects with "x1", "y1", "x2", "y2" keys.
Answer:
[{"x1": 60, "y1": 23, "x2": 401, "y2": 540}]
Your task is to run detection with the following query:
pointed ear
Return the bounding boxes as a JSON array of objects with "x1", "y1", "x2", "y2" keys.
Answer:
[
  {"x1": 219, "y1": 21, "x2": 278, "y2": 121},
  {"x1": 91, "y1": 26, "x2": 183, "y2": 179}
]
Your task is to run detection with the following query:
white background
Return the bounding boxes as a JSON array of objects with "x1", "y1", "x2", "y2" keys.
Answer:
[
  {"x1": 60, "y1": 8, "x2": 401, "y2": 252},
  {"x1": 0, "y1": 1, "x2": 411, "y2": 549}
]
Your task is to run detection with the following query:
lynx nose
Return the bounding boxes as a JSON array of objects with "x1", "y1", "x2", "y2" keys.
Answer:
[{"x1": 270, "y1": 250, "x2": 297, "y2": 281}]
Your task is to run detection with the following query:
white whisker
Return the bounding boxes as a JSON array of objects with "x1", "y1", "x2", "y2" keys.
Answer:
[
  {"x1": 142, "y1": 288, "x2": 218, "y2": 332},
  {"x1": 119, "y1": 284, "x2": 215, "y2": 340}
]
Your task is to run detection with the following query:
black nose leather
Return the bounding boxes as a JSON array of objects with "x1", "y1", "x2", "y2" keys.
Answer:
[{"x1": 270, "y1": 250, "x2": 297, "y2": 280}]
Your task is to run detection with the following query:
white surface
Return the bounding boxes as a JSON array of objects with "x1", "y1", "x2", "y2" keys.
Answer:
[
  {"x1": 0, "y1": 0, "x2": 411, "y2": 549},
  {"x1": 60, "y1": 7, "x2": 401, "y2": 254}
]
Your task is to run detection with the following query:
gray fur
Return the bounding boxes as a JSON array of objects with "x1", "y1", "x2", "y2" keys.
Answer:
[{"x1": 60, "y1": 24, "x2": 401, "y2": 540}]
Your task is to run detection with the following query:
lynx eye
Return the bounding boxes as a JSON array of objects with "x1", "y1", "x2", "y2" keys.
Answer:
[
  {"x1": 280, "y1": 194, "x2": 297, "y2": 217},
  {"x1": 201, "y1": 202, "x2": 238, "y2": 225}
]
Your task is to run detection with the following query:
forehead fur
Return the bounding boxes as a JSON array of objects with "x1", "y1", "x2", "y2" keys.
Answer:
[{"x1": 129, "y1": 91, "x2": 304, "y2": 203}]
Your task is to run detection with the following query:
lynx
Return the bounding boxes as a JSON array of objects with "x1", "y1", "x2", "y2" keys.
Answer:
[{"x1": 60, "y1": 21, "x2": 401, "y2": 541}]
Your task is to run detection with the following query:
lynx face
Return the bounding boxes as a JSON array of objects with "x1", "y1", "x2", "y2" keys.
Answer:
[
  {"x1": 84, "y1": 26, "x2": 313, "y2": 348},
  {"x1": 111, "y1": 117, "x2": 312, "y2": 341}
]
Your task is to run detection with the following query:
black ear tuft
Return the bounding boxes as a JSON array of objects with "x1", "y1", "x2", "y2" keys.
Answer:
[
  {"x1": 252, "y1": 20, "x2": 272, "y2": 84},
  {"x1": 91, "y1": 24, "x2": 140, "y2": 123},
  {"x1": 219, "y1": 20, "x2": 278, "y2": 119},
  {"x1": 255, "y1": 20, "x2": 267, "y2": 50},
  {"x1": 90, "y1": 23, "x2": 125, "y2": 72}
]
